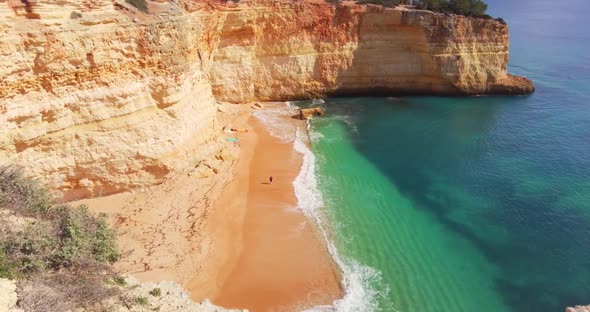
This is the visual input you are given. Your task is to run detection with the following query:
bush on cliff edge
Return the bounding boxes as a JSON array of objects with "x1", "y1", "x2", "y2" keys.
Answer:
[
  {"x1": 327, "y1": 0, "x2": 492, "y2": 19},
  {"x1": 125, "y1": 0, "x2": 148, "y2": 12},
  {"x1": 355, "y1": 0, "x2": 401, "y2": 8},
  {"x1": 0, "y1": 165, "x2": 120, "y2": 310},
  {"x1": 415, "y1": 0, "x2": 489, "y2": 17}
]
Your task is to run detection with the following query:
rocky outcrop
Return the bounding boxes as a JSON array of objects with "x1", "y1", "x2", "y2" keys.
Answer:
[
  {"x1": 208, "y1": 2, "x2": 534, "y2": 103},
  {"x1": 567, "y1": 306, "x2": 590, "y2": 312},
  {"x1": 0, "y1": 0, "x2": 533, "y2": 199},
  {"x1": 0, "y1": 1, "x2": 222, "y2": 200},
  {"x1": 299, "y1": 107, "x2": 326, "y2": 120}
]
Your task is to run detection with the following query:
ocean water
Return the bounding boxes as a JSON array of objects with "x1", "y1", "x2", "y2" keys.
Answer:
[{"x1": 301, "y1": 0, "x2": 590, "y2": 311}]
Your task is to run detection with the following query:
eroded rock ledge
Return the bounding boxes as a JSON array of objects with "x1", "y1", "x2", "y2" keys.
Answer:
[{"x1": 0, "y1": 0, "x2": 534, "y2": 198}]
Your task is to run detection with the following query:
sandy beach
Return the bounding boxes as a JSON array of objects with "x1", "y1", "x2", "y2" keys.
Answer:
[
  {"x1": 206, "y1": 106, "x2": 342, "y2": 311},
  {"x1": 76, "y1": 102, "x2": 342, "y2": 311}
]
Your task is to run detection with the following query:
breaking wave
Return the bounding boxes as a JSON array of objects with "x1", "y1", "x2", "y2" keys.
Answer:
[
  {"x1": 293, "y1": 125, "x2": 382, "y2": 312},
  {"x1": 255, "y1": 100, "x2": 383, "y2": 312},
  {"x1": 253, "y1": 103, "x2": 298, "y2": 142}
]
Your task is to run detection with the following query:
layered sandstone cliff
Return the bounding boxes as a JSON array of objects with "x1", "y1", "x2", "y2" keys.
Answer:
[
  {"x1": 0, "y1": 0, "x2": 222, "y2": 200},
  {"x1": 208, "y1": 1, "x2": 534, "y2": 102},
  {"x1": 0, "y1": 0, "x2": 533, "y2": 198}
]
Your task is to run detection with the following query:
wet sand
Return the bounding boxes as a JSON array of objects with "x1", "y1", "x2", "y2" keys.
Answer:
[{"x1": 209, "y1": 110, "x2": 342, "y2": 311}]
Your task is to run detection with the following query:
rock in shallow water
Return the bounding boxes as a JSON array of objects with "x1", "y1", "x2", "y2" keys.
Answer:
[{"x1": 299, "y1": 107, "x2": 325, "y2": 120}]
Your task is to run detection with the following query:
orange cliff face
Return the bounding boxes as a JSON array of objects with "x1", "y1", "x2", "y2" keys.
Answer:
[
  {"x1": 208, "y1": 1, "x2": 534, "y2": 102},
  {"x1": 0, "y1": 0, "x2": 534, "y2": 199},
  {"x1": 0, "y1": 0, "x2": 222, "y2": 200}
]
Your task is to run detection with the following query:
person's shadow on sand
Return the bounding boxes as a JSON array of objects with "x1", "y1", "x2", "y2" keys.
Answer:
[{"x1": 261, "y1": 182, "x2": 270, "y2": 185}]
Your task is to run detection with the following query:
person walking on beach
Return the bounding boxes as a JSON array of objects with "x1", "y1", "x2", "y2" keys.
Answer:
[{"x1": 269, "y1": 176, "x2": 273, "y2": 184}]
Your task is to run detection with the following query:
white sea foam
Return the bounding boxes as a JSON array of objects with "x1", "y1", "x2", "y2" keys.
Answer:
[
  {"x1": 256, "y1": 100, "x2": 383, "y2": 312},
  {"x1": 293, "y1": 127, "x2": 381, "y2": 312},
  {"x1": 253, "y1": 102, "x2": 298, "y2": 143},
  {"x1": 309, "y1": 130, "x2": 325, "y2": 143},
  {"x1": 286, "y1": 101, "x2": 298, "y2": 110},
  {"x1": 312, "y1": 98, "x2": 326, "y2": 105}
]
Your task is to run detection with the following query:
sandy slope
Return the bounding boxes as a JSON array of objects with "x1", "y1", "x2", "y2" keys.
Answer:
[{"x1": 77, "y1": 103, "x2": 341, "y2": 311}]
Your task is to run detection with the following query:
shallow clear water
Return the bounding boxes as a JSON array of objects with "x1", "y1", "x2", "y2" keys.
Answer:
[{"x1": 306, "y1": 0, "x2": 590, "y2": 311}]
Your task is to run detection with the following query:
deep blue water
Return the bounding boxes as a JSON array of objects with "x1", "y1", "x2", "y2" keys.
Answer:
[{"x1": 310, "y1": 0, "x2": 590, "y2": 311}]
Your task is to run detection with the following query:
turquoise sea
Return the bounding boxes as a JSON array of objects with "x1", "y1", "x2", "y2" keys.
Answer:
[{"x1": 304, "y1": 0, "x2": 590, "y2": 311}]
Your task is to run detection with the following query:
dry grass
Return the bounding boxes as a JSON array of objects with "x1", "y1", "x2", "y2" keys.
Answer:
[{"x1": 17, "y1": 270, "x2": 121, "y2": 312}]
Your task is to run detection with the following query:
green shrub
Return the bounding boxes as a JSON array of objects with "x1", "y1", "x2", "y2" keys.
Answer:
[
  {"x1": 149, "y1": 287, "x2": 161, "y2": 297},
  {"x1": 0, "y1": 206, "x2": 119, "y2": 278},
  {"x1": 0, "y1": 165, "x2": 119, "y2": 278},
  {"x1": 0, "y1": 166, "x2": 119, "y2": 311},
  {"x1": 415, "y1": 0, "x2": 491, "y2": 17},
  {"x1": 415, "y1": 0, "x2": 450, "y2": 12},
  {"x1": 125, "y1": 0, "x2": 148, "y2": 12},
  {"x1": 0, "y1": 166, "x2": 51, "y2": 216},
  {"x1": 0, "y1": 246, "x2": 19, "y2": 278},
  {"x1": 52, "y1": 205, "x2": 119, "y2": 266},
  {"x1": 114, "y1": 275, "x2": 127, "y2": 287},
  {"x1": 135, "y1": 296, "x2": 148, "y2": 306},
  {"x1": 92, "y1": 212, "x2": 119, "y2": 263},
  {"x1": 0, "y1": 165, "x2": 121, "y2": 310},
  {"x1": 1, "y1": 222, "x2": 58, "y2": 277},
  {"x1": 356, "y1": 0, "x2": 401, "y2": 8}
]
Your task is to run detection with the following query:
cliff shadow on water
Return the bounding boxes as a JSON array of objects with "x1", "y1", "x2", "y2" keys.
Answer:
[{"x1": 317, "y1": 95, "x2": 590, "y2": 312}]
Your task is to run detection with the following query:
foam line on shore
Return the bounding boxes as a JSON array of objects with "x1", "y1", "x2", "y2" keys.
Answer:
[
  {"x1": 252, "y1": 104, "x2": 297, "y2": 143},
  {"x1": 288, "y1": 100, "x2": 383, "y2": 312},
  {"x1": 293, "y1": 126, "x2": 381, "y2": 312},
  {"x1": 254, "y1": 101, "x2": 383, "y2": 312}
]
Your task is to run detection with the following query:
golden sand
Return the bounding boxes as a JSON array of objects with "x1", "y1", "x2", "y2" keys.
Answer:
[{"x1": 77, "y1": 104, "x2": 342, "y2": 312}]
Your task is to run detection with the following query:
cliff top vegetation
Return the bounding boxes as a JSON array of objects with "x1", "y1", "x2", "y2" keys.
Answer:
[
  {"x1": 414, "y1": 0, "x2": 489, "y2": 18},
  {"x1": 328, "y1": 0, "x2": 499, "y2": 21},
  {"x1": 0, "y1": 165, "x2": 121, "y2": 311}
]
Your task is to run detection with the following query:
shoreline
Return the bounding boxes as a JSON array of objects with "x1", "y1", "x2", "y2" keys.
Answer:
[
  {"x1": 205, "y1": 103, "x2": 343, "y2": 311},
  {"x1": 76, "y1": 102, "x2": 343, "y2": 311}
]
